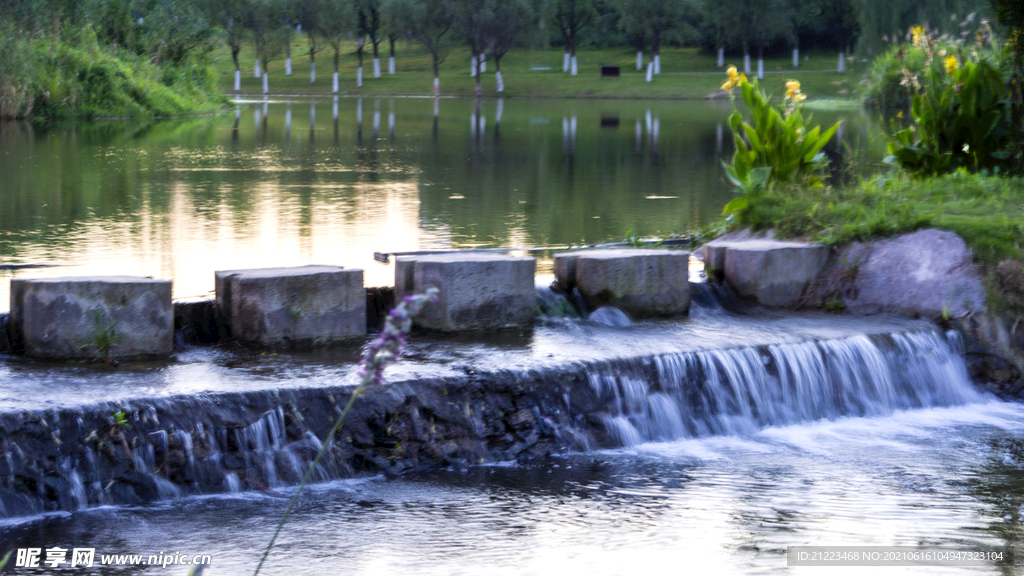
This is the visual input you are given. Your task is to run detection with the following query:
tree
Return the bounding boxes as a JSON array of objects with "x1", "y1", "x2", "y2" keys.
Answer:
[
  {"x1": 355, "y1": 0, "x2": 384, "y2": 78},
  {"x1": 549, "y1": 0, "x2": 596, "y2": 75},
  {"x1": 295, "y1": 0, "x2": 326, "y2": 82},
  {"x1": 789, "y1": 0, "x2": 820, "y2": 67},
  {"x1": 321, "y1": 0, "x2": 353, "y2": 92},
  {"x1": 616, "y1": 0, "x2": 685, "y2": 75},
  {"x1": 749, "y1": 0, "x2": 793, "y2": 79},
  {"x1": 208, "y1": 0, "x2": 252, "y2": 91},
  {"x1": 816, "y1": 0, "x2": 857, "y2": 72},
  {"x1": 381, "y1": 0, "x2": 413, "y2": 74},
  {"x1": 456, "y1": 0, "x2": 492, "y2": 95},
  {"x1": 409, "y1": 0, "x2": 456, "y2": 94},
  {"x1": 489, "y1": 0, "x2": 534, "y2": 92},
  {"x1": 246, "y1": 0, "x2": 290, "y2": 93}
]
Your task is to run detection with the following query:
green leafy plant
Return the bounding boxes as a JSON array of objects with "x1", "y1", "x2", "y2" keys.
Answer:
[
  {"x1": 720, "y1": 68, "x2": 840, "y2": 211},
  {"x1": 623, "y1": 229, "x2": 663, "y2": 248},
  {"x1": 80, "y1": 309, "x2": 123, "y2": 364},
  {"x1": 885, "y1": 24, "x2": 1017, "y2": 175}
]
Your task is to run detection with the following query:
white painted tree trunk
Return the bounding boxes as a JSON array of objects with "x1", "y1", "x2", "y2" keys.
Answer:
[
  {"x1": 570, "y1": 56, "x2": 578, "y2": 76},
  {"x1": 262, "y1": 72, "x2": 269, "y2": 94},
  {"x1": 433, "y1": 77, "x2": 440, "y2": 96},
  {"x1": 563, "y1": 52, "x2": 570, "y2": 72},
  {"x1": 496, "y1": 71, "x2": 504, "y2": 92},
  {"x1": 645, "y1": 62, "x2": 653, "y2": 82},
  {"x1": 636, "y1": 120, "x2": 641, "y2": 152},
  {"x1": 255, "y1": 61, "x2": 261, "y2": 78},
  {"x1": 389, "y1": 56, "x2": 395, "y2": 74},
  {"x1": 637, "y1": 51, "x2": 643, "y2": 70},
  {"x1": 235, "y1": 106, "x2": 240, "y2": 121},
  {"x1": 471, "y1": 114, "x2": 478, "y2": 137},
  {"x1": 480, "y1": 116, "x2": 485, "y2": 139},
  {"x1": 310, "y1": 62, "x2": 316, "y2": 83},
  {"x1": 234, "y1": 69, "x2": 241, "y2": 91},
  {"x1": 310, "y1": 101, "x2": 316, "y2": 124},
  {"x1": 285, "y1": 107, "x2": 292, "y2": 132},
  {"x1": 471, "y1": 56, "x2": 478, "y2": 77},
  {"x1": 792, "y1": 48, "x2": 799, "y2": 68},
  {"x1": 433, "y1": 96, "x2": 439, "y2": 116},
  {"x1": 743, "y1": 53, "x2": 751, "y2": 74},
  {"x1": 254, "y1": 108, "x2": 261, "y2": 128},
  {"x1": 373, "y1": 110, "x2": 380, "y2": 137},
  {"x1": 717, "y1": 47, "x2": 725, "y2": 67},
  {"x1": 838, "y1": 50, "x2": 846, "y2": 73},
  {"x1": 286, "y1": 58, "x2": 292, "y2": 75},
  {"x1": 332, "y1": 72, "x2": 338, "y2": 93},
  {"x1": 716, "y1": 123, "x2": 723, "y2": 153},
  {"x1": 757, "y1": 57, "x2": 764, "y2": 79},
  {"x1": 479, "y1": 53, "x2": 486, "y2": 72},
  {"x1": 356, "y1": 98, "x2": 362, "y2": 125},
  {"x1": 357, "y1": 66, "x2": 363, "y2": 87},
  {"x1": 388, "y1": 112, "x2": 394, "y2": 137},
  {"x1": 332, "y1": 97, "x2": 338, "y2": 120},
  {"x1": 373, "y1": 58, "x2": 380, "y2": 78},
  {"x1": 654, "y1": 55, "x2": 660, "y2": 74},
  {"x1": 496, "y1": 98, "x2": 503, "y2": 123}
]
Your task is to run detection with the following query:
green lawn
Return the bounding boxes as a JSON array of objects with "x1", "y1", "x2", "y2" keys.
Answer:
[{"x1": 214, "y1": 41, "x2": 865, "y2": 101}]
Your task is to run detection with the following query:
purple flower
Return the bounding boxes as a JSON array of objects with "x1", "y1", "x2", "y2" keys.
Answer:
[{"x1": 354, "y1": 288, "x2": 438, "y2": 396}]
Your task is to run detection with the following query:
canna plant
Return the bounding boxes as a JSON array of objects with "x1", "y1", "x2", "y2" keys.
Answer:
[
  {"x1": 720, "y1": 66, "x2": 841, "y2": 215},
  {"x1": 885, "y1": 24, "x2": 1016, "y2": 175}
]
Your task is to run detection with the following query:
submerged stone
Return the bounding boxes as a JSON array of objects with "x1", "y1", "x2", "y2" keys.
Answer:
[
  {"x1": 554, "y1": 249, "x2": 691, "y2": 318},
  {"x1": 215, "y1": 265, "x2": 365, "y2": 348},
  {"x1": 9, "y1": 276, "x2": 173, "y2": 360},
  {"x1": 395, "y1": 253, "x2": 536, "y2": 332}
]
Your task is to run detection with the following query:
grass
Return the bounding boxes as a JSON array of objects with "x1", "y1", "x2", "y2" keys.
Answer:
[
  {"x1": 213, "y1": 41, "x2": 866, "y2": 101},
  {"x1": 728, "y1": 171, "x2": 1024, "y2": 315}
]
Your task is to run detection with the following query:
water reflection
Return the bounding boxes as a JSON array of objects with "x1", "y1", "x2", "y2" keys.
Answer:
[{"x1": 0, "y1": 99, "x2": 884, "y2": 309}]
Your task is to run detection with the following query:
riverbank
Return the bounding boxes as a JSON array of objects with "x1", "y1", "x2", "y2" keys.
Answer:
[
  {"x1": 0, "y1": 35, "x2": 229, "y2": 120},
  {"x1": 716, "y1": 173, "x2": 1024, "y2": 317},
  {"x1": 214, "y1": 44, "x2": 864, "y2": 101}
]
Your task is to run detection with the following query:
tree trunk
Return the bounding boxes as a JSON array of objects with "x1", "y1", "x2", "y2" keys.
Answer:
[
  {"x1": 757, "y1": 46, "x2": 764, "y2": 79},
  {"x1": 563, "y1": 50, "x2": 570, "y2": 72},
  {"x1": 743, "y1": 40, "x2": 750, "y2": 75},
  {"x1": 389, "y1": 37, "x2": 396, "y2": 74},
  {"x1": 471, "y1": 49, "x2": 478, "y2": 76},
  {"x1": 262, "y1": 71, "x2": 269, "y2": 94},
  {"x1": 372, "y1": 43, "x2": 380, "y2": 78},
  {"x1": 333, "y1": 50, "x2": 339, "y2": 93},
  {"x1": 717, "y1": 45, "x2": 724, "y2": 67},
  {"x1": 637, "y1": 50, "x2": 643, "y2": 70},
  {"x1": 286, "y1": 41, "x2": 292, "y2": 75},
  {"x1": 570, "y1": 42, "x2": 577, "y2": 76},
  {"x1": 255, "y1": 59, "x2": 261, "y2": 78},
  {"x1": 495, "y1": 56, "x2": 504, "y2": 92},
  {"x1": 357, "y1": 44, "x2": 364, "y2": 87},
  {"x1": 232, "y1": 46, "x2": 241, "y2": 91},
  {"x1": 792, "y1": 37, "x2": 799, "y2": 68},
  {"x1": 433, "y1": 55, "x2": 440, "y2": 95}
]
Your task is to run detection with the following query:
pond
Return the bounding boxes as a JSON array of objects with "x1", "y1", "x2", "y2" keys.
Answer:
[{"x1": 0, "y1": 97, "x2": 879, "y2": 309}]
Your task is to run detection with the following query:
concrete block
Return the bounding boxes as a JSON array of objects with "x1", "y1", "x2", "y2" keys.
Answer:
[
  {"x1": 396, "y1": 254, "x2": 536, "y2": 331},
  {"x1": 557, "y1": 249, "x2": 691, "y2": 318},
  {"x1": 711, "y1": 240, "x2": 828, "y2": 308},
  {"x1": 10, "y1": 276, "x2": 173, "y2": 359},
  {"x1": 216, "y1": 266, "x2": 365, "y2": 348}
]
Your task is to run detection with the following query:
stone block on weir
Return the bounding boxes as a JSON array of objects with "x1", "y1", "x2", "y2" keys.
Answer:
[
  {"x1": 395, "y1": 253, "x2": 536, "y2": 332},
  {"x1": 10, "y1": 276, "x2": 173, "y2": 360},
  {"x1": 215, "y1": 265, "x2": 365, "y2": 348},
  {"x1": 556, "y1": 249, "x2": 691, "y2": 318},
  {"x1": 710, "y1": 240, "x2": 828, "y2": 308}
]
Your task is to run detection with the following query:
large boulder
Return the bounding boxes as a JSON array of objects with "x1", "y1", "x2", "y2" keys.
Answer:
[
  {"x1": 395, "y1": 253, "x2": 536, "y2": 332},
  {"x1": 10, "y1": 276, "x2": 173, "y2": 360},
  {"x1": 823, "y1": 229, "x2": 986, "y2": 318},
  {"x1": 553, "y1": 248, "x2": 691, "y2": 317},
  {"x1": 702, "y1": 240, "x2": 828, "y2": 308},
  {"x1": 215, "y1": 265, "x2": 365, "y2": 348}
]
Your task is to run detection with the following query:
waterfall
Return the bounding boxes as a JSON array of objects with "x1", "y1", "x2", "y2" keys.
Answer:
[{"x1": 590, "y1": 331, "x2": 981, "y2": 446}]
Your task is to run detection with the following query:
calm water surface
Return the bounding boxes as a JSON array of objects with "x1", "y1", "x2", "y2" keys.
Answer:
[{"x1": 0, "y1": 98, "x2": 879, "y2": 308}]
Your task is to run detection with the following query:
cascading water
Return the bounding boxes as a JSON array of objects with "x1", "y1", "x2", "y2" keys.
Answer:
[{"x1": 590, "y1": 330, "x2": 982, "y2": 446}]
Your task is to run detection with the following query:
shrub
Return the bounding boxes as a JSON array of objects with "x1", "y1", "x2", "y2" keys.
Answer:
[
  {"x1": 720, "y1": 66, "x2": 840, "y2": 215},
  {"x1": 885, "y1": 24, "x2": 1017, "y2": 175}
]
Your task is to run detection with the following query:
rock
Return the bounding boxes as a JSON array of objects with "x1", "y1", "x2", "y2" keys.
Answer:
[
  {"x1": 835, "y1": 229, "x2": 986, "y2": 318},
  {"x1": 588, "y1": 306, "x2": 632, "y2": 327},
  {"x1": 215, "y1": 265, "x2": 365, "y2": 348},
  {"x1": 394, "y1": 253, "x2": 536, "y2": 332},
  {"x1": 554, "y1": 249, "x2": 691, "y2": 318},
  {"x1": 10, "y1": 276, "x2": 173, "y2": 360},
  {"x1": 702, "y1": 239, "x2": 828, "y2": 308}
]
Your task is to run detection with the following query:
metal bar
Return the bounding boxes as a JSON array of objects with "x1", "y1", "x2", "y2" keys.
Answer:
[{"x1": 373, "y1": 238, "x2": 691, "y2": 264}]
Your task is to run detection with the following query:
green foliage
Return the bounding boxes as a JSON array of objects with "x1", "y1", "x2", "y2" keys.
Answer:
[
  {"x1": 722, "y1": 77, "x2": 840, "y2": 197},
  {"x1": 863, "y1": 43, "x2": 930, "y2": 109},
  {"x1": 81, "y1": 309, "x2": 123, "y2": 364},
  {"x1": 884, "y1": 29, "x2": 1016, "y2": 175}
]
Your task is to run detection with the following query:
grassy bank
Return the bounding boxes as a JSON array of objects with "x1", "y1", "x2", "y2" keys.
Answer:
[
  {"x1": 725, "y1": 172, "x2": 1024, "y2": 314},
  {"x1": 214, "y1": 42, "x2": 864, "y2": 101},
  {"x1": 0, "y1": 33, "x2": 229, "y2": 120}
]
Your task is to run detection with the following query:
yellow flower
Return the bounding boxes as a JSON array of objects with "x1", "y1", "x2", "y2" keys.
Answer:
[
  {"x1": 911, "y1": 26, "x2": 926, "y2": 47},
  {"x1": 722, "y1": 65, "x2": 743, "y2": 91},
  {"x1": 944, "y1": 54, "x2": 958, "y2": 75},
  {"x1": 785, "y1": 79, "x2": 805, "y2": 103},
  {"x1": 897, "y1": 110, "x2": 903, "y2": 118}
]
